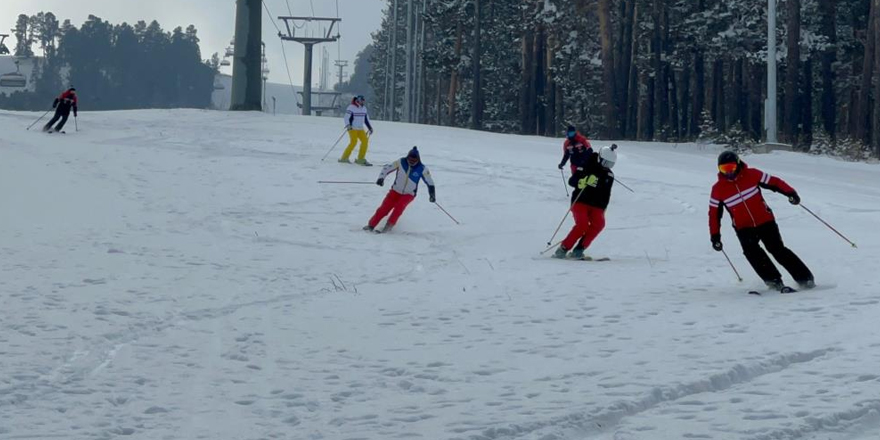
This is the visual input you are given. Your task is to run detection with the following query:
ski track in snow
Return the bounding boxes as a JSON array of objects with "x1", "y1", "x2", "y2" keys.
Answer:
[{"x1": 1, "y1": 109, "x2": 880, "y2": 440}]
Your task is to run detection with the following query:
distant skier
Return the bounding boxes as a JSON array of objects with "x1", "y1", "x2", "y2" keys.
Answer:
[
  {"x1": 558, "y1": 125, "x2": 593, "y2": 173},
  {"x1": 43, "y1": 87, "x2": 77, "y2": 133},
  {"x1": 553, "y1": 145, "x2": 617, "y2": 259},
  {"x1": 364, "y1": 147, "x2": 436, "y2": 233},
  {"x1": 709, "y1": 151, "x2": 815, "y2": 291},
  {"x1": 339, "y1": 94, "x2": 374, "y2": 166}
]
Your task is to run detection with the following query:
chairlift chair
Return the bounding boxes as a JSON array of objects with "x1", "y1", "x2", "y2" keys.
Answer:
[
  {"x1": 0, "y1": 60, "x2": 27, "y2": 88},
  {"x1": 213, "y1": 82, "x2": 226, "y2": 90},
  {"x1": 220, "y1": 59, "x2": 231, "y2": 67}
]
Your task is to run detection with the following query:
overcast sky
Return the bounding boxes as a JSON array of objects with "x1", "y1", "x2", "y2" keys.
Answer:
[{"x1": 0, "y1": 0, "x2": 385, "y2": 88}]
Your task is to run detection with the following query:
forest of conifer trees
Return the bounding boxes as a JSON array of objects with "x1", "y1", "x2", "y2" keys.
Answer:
[
  {"x1": 1, "y1": 12, "x2": 216, "y2": 111},
  {"x1": 368, "y1": 0, "x2": 880, "y2": 158}
]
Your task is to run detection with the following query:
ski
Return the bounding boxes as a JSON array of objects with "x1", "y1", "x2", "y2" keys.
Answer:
[{"x1": 748, "y1": 286, "x2": 797, "y2": 296}]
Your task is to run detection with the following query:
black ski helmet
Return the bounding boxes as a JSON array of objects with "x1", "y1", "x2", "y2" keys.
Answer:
[{"x1": 717, "y1": 150, "x2": 739, "y2": 166}]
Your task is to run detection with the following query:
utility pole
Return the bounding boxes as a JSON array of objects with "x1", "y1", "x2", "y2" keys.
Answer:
[
  {"x1": 335, "y1": 60, "x2": 348, "y2": 89},
  {"x1": 765, "y1": 0, "x2": 778, "y2": 144},
  {"x1": 388, "y1": 0, "x2": 399, "y2": 121},
  {"x1": 230, "y1": 0, "x2": 262, "y2": 111},
  {"x1": 277, "y1": 16, "x2": 341, "y2": 115}
]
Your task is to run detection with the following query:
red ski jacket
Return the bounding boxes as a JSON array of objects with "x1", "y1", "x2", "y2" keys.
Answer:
[
  {"x1": 708, "y1": 163, "x2": 796, "y2": 235},
  {"x1": 560, "y1": 133, "x2": 593, "y2": 171}
]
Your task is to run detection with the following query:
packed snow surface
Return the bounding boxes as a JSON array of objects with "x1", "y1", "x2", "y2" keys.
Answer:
[{"x1": 2, "y1": 109, "x2": 880, "y2": 440}]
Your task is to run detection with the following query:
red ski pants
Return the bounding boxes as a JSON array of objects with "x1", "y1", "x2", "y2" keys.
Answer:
[
  {"x1": 369, "y1": 190, "x2": 415, "y2": 228},
  {"x1": 561, "y1": 204, "x2": 606, "y2": 250}
]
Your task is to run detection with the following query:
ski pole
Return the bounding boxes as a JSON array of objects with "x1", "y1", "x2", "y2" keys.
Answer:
[
  {"x1": 74, "y1": 115, "x2": 78, "y2": 132},
  {"x1": 546, "y1": 186, "x2": 587, "y2": 246},
  {"x1": 320, "y1": 129, "x2": 348, "y2": 162},
  {"x1": 720, "y1": 249, "x2": 743, "y2": 282},
  {"x1": 26, "y1": 108, "x2": 52, "y2": 130},
  {"x1": 800, "y1": 204, "x2": 857, "y2": 248},
  {"x1": 560, "y1": 169, "x2": 569, "y2": 197},
  {"x1": 434, "y1": 202, "x2": 460, "y2": 225},
  {"x1": 614, "y1": 177, "x2": 635, "y2": 193},
  {"x1": 540, "y1": 240, "x2": 564, "y2": 255},
  {"x1": 317, "y1": 180, "x2": 374, "y2": 184}
]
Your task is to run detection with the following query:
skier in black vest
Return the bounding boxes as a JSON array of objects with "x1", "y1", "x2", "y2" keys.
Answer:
[{"x1": 43, "y1": 87, "x2": 78, "y2": 133}]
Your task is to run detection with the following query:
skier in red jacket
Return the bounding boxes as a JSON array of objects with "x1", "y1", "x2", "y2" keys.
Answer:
[
  {"x1": 43, "y1": 87, "x2": 78, "y2": 133},
  {"x1": 708, "y1": 151, "x2": 814, "y2": 291},
  {"x1": 558, "y1": 125, "x2": 593, "y2": 174}
]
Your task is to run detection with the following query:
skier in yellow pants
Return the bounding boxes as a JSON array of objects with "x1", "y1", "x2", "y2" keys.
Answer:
[{"x1": 339, "y1": 94, "x2": 374, "y2": 166}]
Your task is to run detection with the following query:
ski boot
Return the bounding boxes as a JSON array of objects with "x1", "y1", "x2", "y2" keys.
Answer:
[
  {"x1": 354, "y1": 158, "x2": 373, "y2": 166},
  {"x1": 765, "y1": 279, "x2": 785, "y2": 291},
  {"x1": 798, "y1": 278, "x2": 816, "y2": 290},
  {"x1": 570, "y1": 247, "x2": 585, "y2": 260},
  {"x1": 552, "y1": 245, "x2": 568, "y2": 259},
  {"x1": 362, "y1": 225, "x2": 374, "y2": 232},
  {"x1": 380, "y1": 223, "x2": 394, "y2": 233},
  {"x1": 338, "y1": 157, "x2": 351, "y2": 164}
]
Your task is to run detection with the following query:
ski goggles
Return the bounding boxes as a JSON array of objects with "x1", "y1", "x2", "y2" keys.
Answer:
[
  {"x1": 718, "y1": 163, "x2": 738, "y2": 175},
  {"x1": 566, "y1": 130, "x2": 576, "y2": 139}
]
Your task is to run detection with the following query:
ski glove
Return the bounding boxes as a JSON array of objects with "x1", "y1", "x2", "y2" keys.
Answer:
[
  {"x1": 429, "y1": 195, "x2": 436, "y2": 203},
  {"x1": 368, "y1": 128, "x2": 374, "y2": 135},
  {"x1": 711, "y1": 234, "x2": 723, "y2": 252},
  {"x1": 428, "y1": 186, "x2": 436, "y2": 203},
  {"x1": 788, "y1": 192, "x2": 800, "y2": 205},
  {"x1": 376, "y1": 178, "x2": 384, "y2": 187},
  {"x1": 345, "y1": 125, "x2": 352, "y2": 131},
  {"x1": 558, "y1": 163, "x2": 564, "y2": 170}
]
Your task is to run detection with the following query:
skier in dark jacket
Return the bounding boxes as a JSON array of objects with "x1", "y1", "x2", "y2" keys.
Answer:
[
  {"x1": 558, "y1": 125, "x2": 593, "y2": 174},
  {"x1": 43, "y1": 87, "x2": 78, "y2": 133},
  {"x1": 554, "y1": 145, "x2": 617, "y2": 259},
  {"x1": 709, "y1": 151, "x2": 814, "y2": 291}
]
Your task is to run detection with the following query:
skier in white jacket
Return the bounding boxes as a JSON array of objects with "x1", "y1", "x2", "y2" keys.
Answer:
[
  {"x1": 364, "y1": 147, "x2": 436, "y2": 233},
  {"x1": 339, "y1": 95, "x2": 374, "y2": 166}
]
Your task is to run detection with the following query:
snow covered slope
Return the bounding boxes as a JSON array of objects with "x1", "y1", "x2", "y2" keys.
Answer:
[{"x1": 1, "y1": 109, "x2": 879, "y2": 440}]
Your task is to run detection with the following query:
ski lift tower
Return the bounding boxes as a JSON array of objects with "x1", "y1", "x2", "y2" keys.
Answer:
[
  {"x1": 277, "y1": 16, "x2": 341, "y2": 116},
  {"x1": 230, "y1": 0, "x2": 262, "y2": 111}
]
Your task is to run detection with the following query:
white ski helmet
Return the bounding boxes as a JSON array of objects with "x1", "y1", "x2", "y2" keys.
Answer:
[{"x1": 598, "y1": 144, "x2": 618, "y2": 169}]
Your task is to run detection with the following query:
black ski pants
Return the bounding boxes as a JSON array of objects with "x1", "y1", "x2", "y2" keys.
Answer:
[
  {"x1": 44, "y1": 106, "x2": 71, "y2": 131},
  {"x1": 735, "y1": 221, "x2": 813, "y2": 285}
]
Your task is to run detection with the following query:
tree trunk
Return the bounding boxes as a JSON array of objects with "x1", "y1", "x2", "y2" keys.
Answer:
[
  {"x1": 874, "y1": 0, "x2": 880, "y2": 155},
  {"x1": 818, "y1": 0, "x2": 837, "y2": 138},
  {"x1": 545, "y1": 35, "x2": 557, "y2": 136},
  {"x1": 669, "y1": 67, "x2": 680, "y2": 139},
  {"x1": 618, "y1": 0, "x2": 636, "y2": 136},
  {"x1": 859, "y1": 0, "x2": 878, "y2": 143},
  {"x1": 598, "y1": 0, "x2": 618, "y2": 138},
  {"x1": 679, "y1": 62, "x2": 691, "y2": 139},
  {"x1": 801, "y1": 57, "x2": 814, "y2": 148},
  {"x1": 732, "y1": 58, "x2": 745, "y2": 129},
  {"x1": 471, "y1": 0, "x2": 483, "y2": 130},
  {"x1": 747, "y1": 60, "x2": 765, "y2": 140},
  {"x1": 534, "y1": 26, "x2": 547, "y2": 135},
  {"x1": 711, "y1": 58, "x2": 724, "y2": 131},
  {"x1": 654, "y1": 0, "x2": 669, "y2": 141},
  {"x1": 638, "y1": 69, "x2": 651, "y2": 140},
  {"x1": 625, "y1": 3, "x2": 640, "y2": 138},
  {"x1": 520, "y1": 4, "x2": 537, "y2": 134},
  {"x1": 447, "y1": 21, "x2": 464, "y2": 126},
  {"x1": 784, "y1": 0, "x2": 801, "y2": 145},
  {"x1": 691, "y1": 54, "x2": 705, "y2": 137}
]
